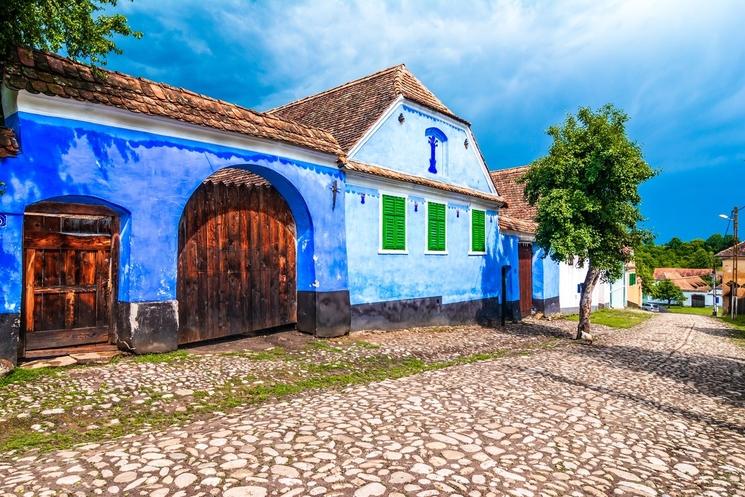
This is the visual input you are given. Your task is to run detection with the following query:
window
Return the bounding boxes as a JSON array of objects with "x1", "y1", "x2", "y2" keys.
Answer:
[
  {"x1": 629, "y1": 273, "x2": 637, "y2": 286},
  {"x1": 381, "y1": 194, "x2": 407, "y2": 252},
  {"x1": 426, "y1": 202, "x2": 446, "y2": 252},
  {"x1": 425, "y1": 127, "x2": 448, "y2": 175},
  {"x1": 470, "y1": 209, "x2": 486, "y2": 253}
]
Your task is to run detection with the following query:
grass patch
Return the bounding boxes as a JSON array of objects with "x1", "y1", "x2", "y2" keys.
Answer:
[
  {"x1": 130, "y1": 350, "x2": 191, "y2": 364},
  {"x1": 565, "y1": 308, "x2": 651, "y2": 329},
  {"x1": 0, "y1": 367, "x2": 60, "y2": 387},
  {"x1": 350, "y1": 340, "x2": 381, "y2": 350},
  {"x1": 664, "y1": 306, "x2": 721, "y2": 316},
  {"x1": 305, "y1": 340, "x2": 342, "y2": 353}
]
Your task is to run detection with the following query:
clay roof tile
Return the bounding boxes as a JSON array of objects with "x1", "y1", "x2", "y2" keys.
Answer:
[{"x1": 1, "y1": 47, "x2": 342, "y2": 157}]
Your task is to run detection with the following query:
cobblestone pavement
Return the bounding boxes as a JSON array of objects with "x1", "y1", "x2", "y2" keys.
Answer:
[
  {"x1": 0, "y1": 321, "x2": 572, "y2": 425},
  {"x1": 2, "y1": 313, "x2": 744, "y2": 497}
]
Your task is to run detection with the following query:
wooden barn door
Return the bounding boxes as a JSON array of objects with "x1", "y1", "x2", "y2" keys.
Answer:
[
  {"x1": 177, "y1": 175, "x2": 297, "y2": 344},
  {"x1": 518, "y1": 242, "x2": 533, "y2": 317},
  {"x1": 22, "y1": 204, "x2": 118, "y2": 357}
]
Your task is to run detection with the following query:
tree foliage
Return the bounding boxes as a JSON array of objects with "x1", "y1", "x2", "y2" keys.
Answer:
[
  {"x1": 0, "y1": 0, "x2": 141, "y2": 66},
  {"x1": 652, "y1": 279, "x2": 685, "y2": 305},
  {"x1": 522, "y1": 104, "x2": 655, "y2": 338}
]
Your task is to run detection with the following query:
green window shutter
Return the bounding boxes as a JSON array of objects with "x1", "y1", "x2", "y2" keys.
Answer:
[
  {"x1": 471, "y1": 209, "x2": 486, "y2": 252},
  {"x1": 427, "y1": 202, "x2": 446, "y2": 251},
  {"x1": 382, "y1": 194, "x2": 406, "y2": 251},
  {"x1": 629, "y1": 273, "x2": 636, "y2": 286}
]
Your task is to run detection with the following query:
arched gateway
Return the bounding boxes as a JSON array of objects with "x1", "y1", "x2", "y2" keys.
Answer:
[{"x1": 177, "y1": 168, "x2": 298, "y2": 343}]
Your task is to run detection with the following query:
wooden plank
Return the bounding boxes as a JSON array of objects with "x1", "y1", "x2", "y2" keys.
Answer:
[
  {"x1": 25, "y1": 326, "x2": 109, "y2": 350},
  {"x1": 25, "y1": 202, "x2": 117, "y2": 217},
  {"x1": 23, "y1": 249, "x2": 36, "y2": 333},
  {"x1": 23, "y1": 342, "x2": 118, "y2": 359},
  {"x1": 64, "y1": 291, "x2": 75, "y2": 329},
  {"x1": 226, "y1": 183, "x2": 242, "y2": 334},
  {"x1": 24, "y1": 233, "x2": 111, "y2": 250}
]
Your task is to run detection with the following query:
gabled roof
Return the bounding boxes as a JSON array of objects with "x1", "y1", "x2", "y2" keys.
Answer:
[
  {"x1": 716, "y1": 241, "x2": 745, "y2": 258},
  {"x1": 269, "y1": 64, "x2": 465, "y2": 152},
  {"x1": 344, "y1": 160, "x2": 505, "y2": 205},
  {"x1": 2, "y1": 48, "x2": 342, "y2": 157},
  {"x1": 489, "y1": 165, "x2": 537, "y2": 234},
  {"x1": 0, "y1": 127, "x2": 19, "y2": 158}
]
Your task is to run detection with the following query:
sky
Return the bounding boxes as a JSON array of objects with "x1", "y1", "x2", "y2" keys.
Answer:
[{"x1": 104, "y1": 0, "x2": 745, "y2": 243}]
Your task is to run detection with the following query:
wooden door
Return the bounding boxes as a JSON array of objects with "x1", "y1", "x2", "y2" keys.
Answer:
[
  {"x1": 518, "y1": 242, "x2": 533, "y2": 317},
  {"x1": 177, "y1": 177, "x2": 297, "y2": 344},
  {"x1": 23, "y1": 204, "x2": 117, "y2": 355}
]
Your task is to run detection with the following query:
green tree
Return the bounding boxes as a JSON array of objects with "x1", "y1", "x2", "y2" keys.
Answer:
[
  {"x1": 0, "y1": 1, "x2": 141, "y2": 66},
  {"x1": 522, "y1": 104, "x2": 655, "y2": 338},
  {"x1": 654, "y1": 279, "x2": 685, "y2": 306},
  {"x1": 0, "y1": 1, "x2": 140, "y2": 196},
  {"x1": 687, "y1": 247, "x2": 714, "y2": 268}
]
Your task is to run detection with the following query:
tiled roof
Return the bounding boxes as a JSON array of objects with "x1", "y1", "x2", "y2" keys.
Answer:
[
  {"x1": 716, "y1": 241, "x2": 745, "y2": 258},
  {"x1": 653, "y1": 268, "x2": 713, "y2": 280},
  {"x1": 204, "y1": 168, "x2": 269, "y2": 187},
  {"x1": 344, "y1": 160, "x2": 506, "y2": 205},
  {"x1": 2, "y1": 47, "x2": 342, "y2": 156},
  {"x1": 489, "y1": 165, "x2": 536, "y2": 234},
  {"x1": 0, "y1": 127, "x2": 19, "y2": 158},
  {"x1": 269, "y1": 64, "x2": 465, "y2": 152},
  {"x1": 498, "y1": 215, "x2": 536, "y2": 234}
]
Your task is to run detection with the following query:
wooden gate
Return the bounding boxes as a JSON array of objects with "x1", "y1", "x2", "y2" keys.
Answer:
[
  {"x1": 22, "y1": 203, "x2": 118, "y2": 357},
  {"x1": 177, "y1": 170, "x2": 297, "y2": 344},
  {"x1": 518, "y1": 242, "x2": 533, "y2": 317}
]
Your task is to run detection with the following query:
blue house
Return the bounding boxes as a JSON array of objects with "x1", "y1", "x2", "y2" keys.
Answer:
[{"x1": 0, "y1": 49, "x2": 518, "y2": 364}]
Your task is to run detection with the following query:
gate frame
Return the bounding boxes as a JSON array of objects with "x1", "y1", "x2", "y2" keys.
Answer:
[{"x1": 21, "y1": 200, "x2": 121, "y2": 359}]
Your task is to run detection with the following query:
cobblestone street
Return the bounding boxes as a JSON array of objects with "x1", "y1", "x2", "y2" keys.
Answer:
[{"x1": 1, "y1": 313, "x2": 744, "y2": 497}]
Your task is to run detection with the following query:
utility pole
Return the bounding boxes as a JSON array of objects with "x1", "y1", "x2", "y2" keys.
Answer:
[{"x1": 733, "y1": 207, "x2": 739, "y2": 319}]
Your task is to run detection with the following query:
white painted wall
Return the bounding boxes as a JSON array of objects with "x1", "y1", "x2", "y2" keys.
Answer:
[{"x1": 559, "y1": 260, "x2": 602, "y2": 313}]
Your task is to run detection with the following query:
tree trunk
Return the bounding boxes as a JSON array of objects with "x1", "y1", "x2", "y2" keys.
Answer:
[{"x1": 576, "y1": 263, "x2": 601, "y2": 340}]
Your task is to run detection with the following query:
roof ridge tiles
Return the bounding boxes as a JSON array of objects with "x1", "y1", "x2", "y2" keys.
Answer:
[{"x1": 269, "y1": 64, "x2": 406, "y2": 113}]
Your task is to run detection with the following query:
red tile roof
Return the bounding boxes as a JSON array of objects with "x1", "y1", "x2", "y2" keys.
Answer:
[
  {"x1": 269, "y1": 64, "x2": 465, "y2": 152},
  {"x1": 716, "y1": 241, "x2": 745, "y2": 258},
  {"x1": 0, "y1": 127, "x2": 19, "y2": 158},
  {"x1": 653, "y1": 268, "x2": 713, "y2": 280},
  {"x1": 204, "y1": 168, "x2": 269, "y2": 187},
  {"x1": 2, "y1": 48, "x2": 342, "y2": 156},
  {"x1": 498, "y1": 215, "x2": 536, "y2": 234},
  {"x1": 489, "y1": 166, "x2": 536, "y2": 234},
  {"x1": 344, "y1": 160, "x2": 505, "y2": 205}
]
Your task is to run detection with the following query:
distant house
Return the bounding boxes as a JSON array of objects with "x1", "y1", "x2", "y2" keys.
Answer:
[
  {"x1": 715, "y1": 242, "x2": 745, "y2": 313},
  {"x1": 490, "y1": 166, "x2": 630, "y2": 314},
  {"x1": 650, "y1": 268, "x2": 718, "y2": 307}
]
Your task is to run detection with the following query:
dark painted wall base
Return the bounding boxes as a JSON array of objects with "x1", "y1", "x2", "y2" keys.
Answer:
[
  {"x1": 117, "y1": 301, "x2": 178, "y2": 354},
  {"x1": 533, "y1": 296, "x2": 560, "y2": 316},
  {"x1": 351, "y1": 296, "x2": 520, "y2": 331},
  {"x1": 297, "y1": 290, "x2": 351, "y2": 338},
  {"x1": 0, "y1": 313, "x2": 20, "y2": 366}
]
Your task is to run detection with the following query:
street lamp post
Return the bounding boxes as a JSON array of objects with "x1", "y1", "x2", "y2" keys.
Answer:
[{"x1": 720, "y1": 208, "x2": 740, "y2": 319}]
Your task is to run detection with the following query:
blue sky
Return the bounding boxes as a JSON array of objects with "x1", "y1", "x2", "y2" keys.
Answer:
[{"x1": 106, "y1": 0, "x2": 745, "y2": 243}]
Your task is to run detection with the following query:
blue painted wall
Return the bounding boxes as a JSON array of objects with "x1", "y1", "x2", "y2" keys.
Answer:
[
  {"x1": 344, "y1": 182, "x2": 518, "y2": 306},
  {"x1": 351, "y1": 102, "x2": 494, "y2": 193},
  {"x1": 532, "y1": 246, "x2": 560, "y2": 302},
  {"x1": 0, "y1": 112, "x2": 349, "y2": 313}
]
